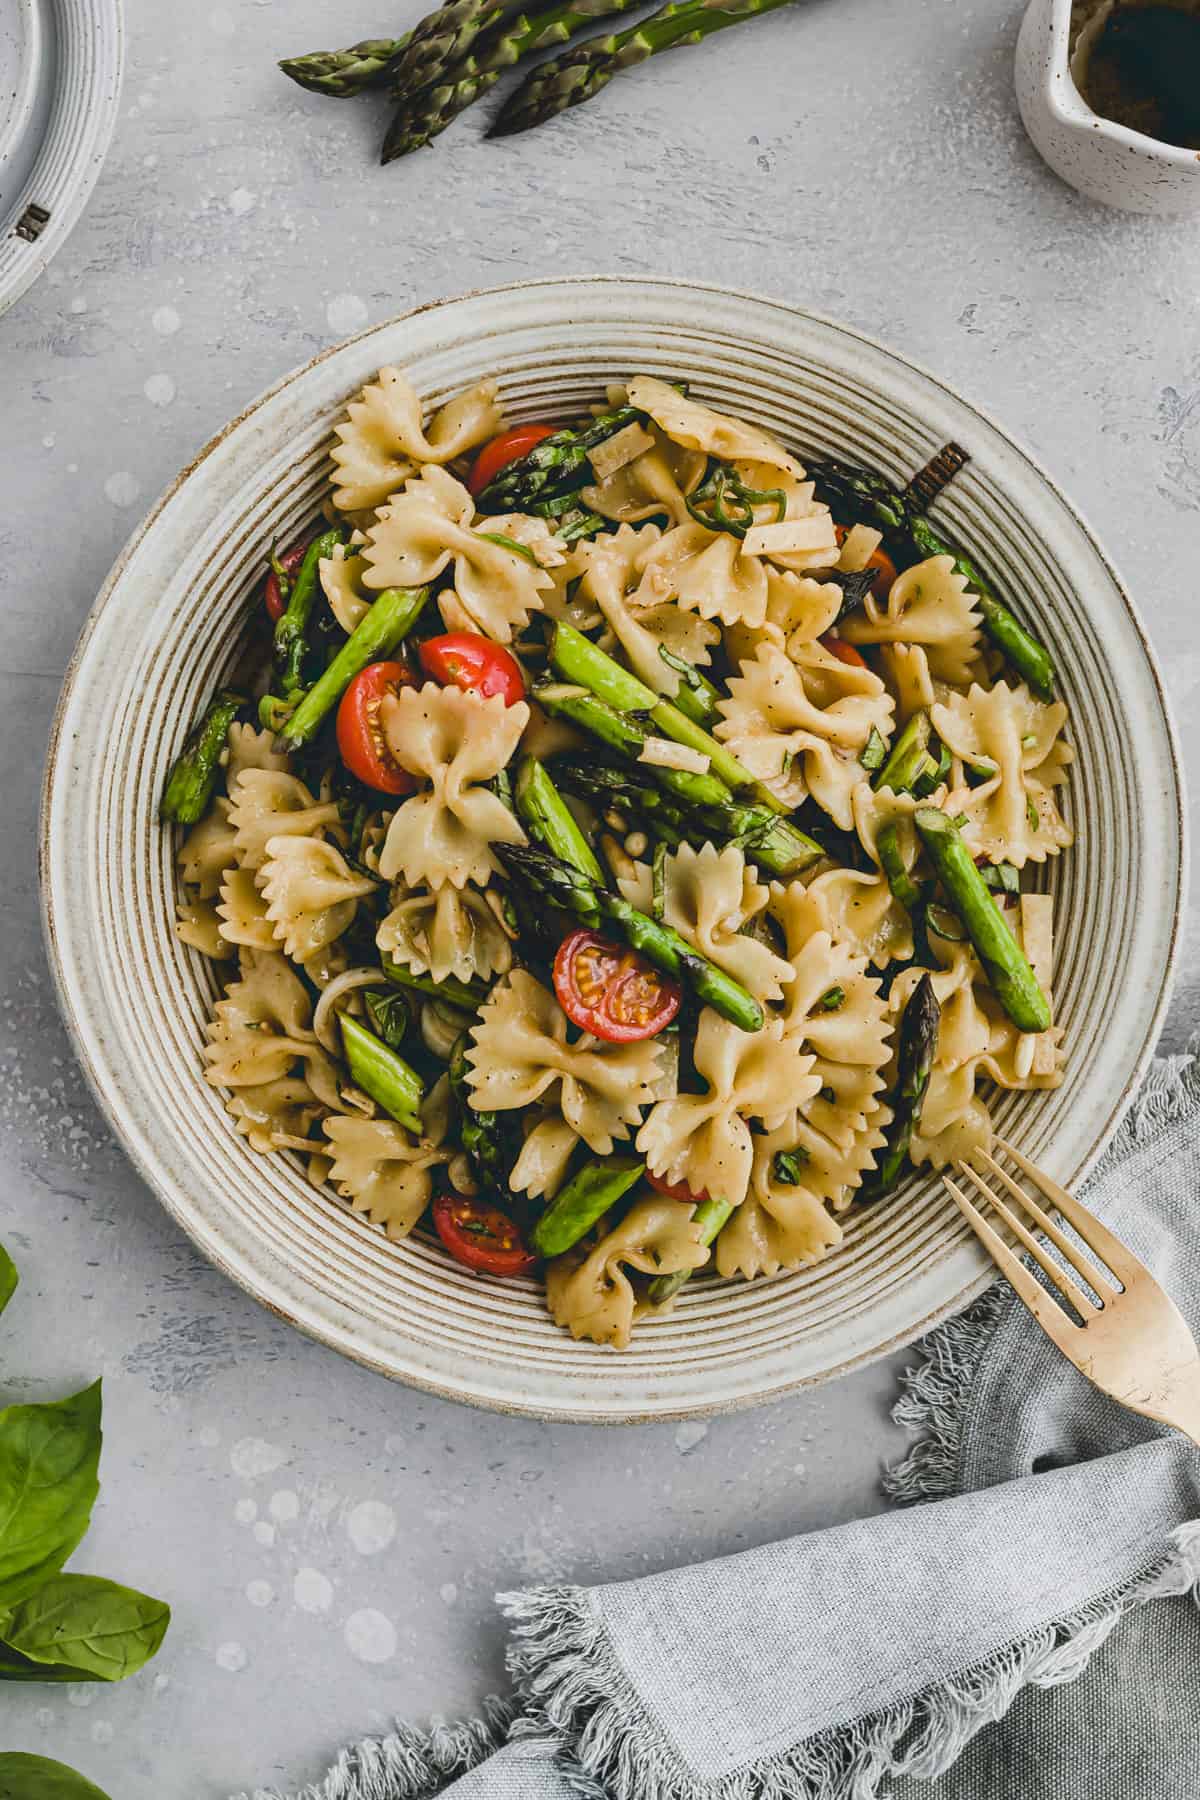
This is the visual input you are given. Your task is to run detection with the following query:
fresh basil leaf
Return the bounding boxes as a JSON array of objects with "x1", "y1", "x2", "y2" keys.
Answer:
[
  {"x1": 0, "y1": 1752, "x2": 113, "y2": 1798},
  {"x1": 0, "y1": 1638, "x2": 103, "y2": 1681},
  {"x1": 0, "y1": 1382, "x2": 101, "y2": 1609},
  {"x1": 773, "y1": 1148, "x2": 810, "y2": 1186},
  {"x1": 364, "y1": 989, "x2": 408, "y2": 1052},
  {"x1": 816, "y1": 985, "x2": 845, "y2": 1012},
  {"x1": 860, "y1": 726, "x2": 887, "y2": 773},
  {"x1": 0, "y1": 1245, "x2": 15, "y2": 1320},
  {"x1": 0, "y1": 1573, "x2": 169, "y2": 1683}
]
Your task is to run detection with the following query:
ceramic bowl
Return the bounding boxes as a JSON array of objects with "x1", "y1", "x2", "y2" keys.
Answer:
[
  {"x1": 40, "y1": 277, "x2": 1185, "y2": 1422},
  {"x1": 1016, "y1": 0, "x2": 1200, "y2": 215}
]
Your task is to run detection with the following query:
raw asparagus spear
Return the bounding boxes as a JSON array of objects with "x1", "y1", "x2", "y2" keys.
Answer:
[
  {"x1": 382, "y1": 0, "x2": 646, "y2": 160},
  {"x1": 873, "y1": 710, "x2": 939, "y2": 797},
  {"x1": 273, "y1": 527, "x2": 346, "y2": 698},
  {"x1": 549, "y1": 620, "x2": 788, "y2": 813},
  {"x1": 805, "y1": 458, "x2": 910, "y2": 545},
  {"x1": 490, "y1": 0, "x2": 797, "y2": 136},
  {"x1": 340, "y1": 1014, "x2": 425, "y2": 1134},
  {"x1": 515, "y1": 756, "x2": 605, "y2": 882},
  {"x1": 474, "y1": 405, "x2": 641, "y2": 512},
  {"x1": 269, "y1": 585, "x2": 431, "y2": 750},
  {"x1": 550, "y1": 757, "x2": 823, "y2": 878},
  {"x1": 859, "y1": 973, "x2": 941, "y2": 1202},
  {"x1": 382, "y1": 954, "x2": 489, "y2": 1012},
  {"x1": 280, "y1": 37, "x2": 409, "y2": 98},
  {"x1": 531, "y1": 1155, "x2": 644, "y2": 1258},
  {"x1": 449, "y1": 1032, "x2": 509, "y2": 1187},
  {"x1": 907, "y1": 515, "x2": 1056, "y2": 702},
  {"x1": 645, "y1": 1195, "x2": 733, "y2": 1304},
  {"x1": 390, "y1": 0, "x2": 529, "y2": 96},
  {"x1": 494, "y1": 843, "x2": 765, "y2": 1032},
  {"x1": 914, "y1": 808, "x2": 1051, "y2": 1033},
  {"x1": 159, "y1": 690, "x2": 245, "y2": 825}
]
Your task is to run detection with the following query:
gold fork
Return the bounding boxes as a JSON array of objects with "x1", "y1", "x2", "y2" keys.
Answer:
[{"x1": 943, "y1": 1137, "x2": 1200, "y2": 1447}]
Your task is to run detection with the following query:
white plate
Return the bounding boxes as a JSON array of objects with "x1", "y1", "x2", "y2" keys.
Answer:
[
  {"x1": 0, "y1": 0, "x2": 123, "y2": 319},
  {"x1": 40, "y1": 278, "x2": 1186, "y2": 1422}
]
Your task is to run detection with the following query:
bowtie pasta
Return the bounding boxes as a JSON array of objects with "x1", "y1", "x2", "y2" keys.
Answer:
[{"x1": 162, "y1": 366, "x2": 1073, "y2": 1347}]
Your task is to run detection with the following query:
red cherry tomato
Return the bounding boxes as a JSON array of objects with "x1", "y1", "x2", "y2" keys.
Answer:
[
  {"x1": 335, "y1": 660, "x2": 417, "y2": 795},
  {"x1": 432, "y1": 1192, "x2": 536, "y2": 1277},
  {"x1": 468, "y1": 424, "x2": 556, "y2": 497},
  {"x1": 553, "y1": 929, "x2": 681, "y2": 1044},
  {"x1": 832, "y1": 525, "x2": 897, "y2": 602},
  {"x1": 263, "y1": 540, "x2": 310, "y2": 622},
  {"x1": 820, "y1": 633, "x2": 869, "y2": 669},
  {"x1": 419, "y1": 633, "x2": 525, "y2": 707},
  {"x1": 646, "y1": 1170, "x2": 711, "y2": 1205}
]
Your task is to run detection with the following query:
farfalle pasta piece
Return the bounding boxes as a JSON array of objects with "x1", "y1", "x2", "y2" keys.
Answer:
[
  {"x1": 203, "y1": 949, "x2": 318, "y2": 1089},
  {"x1": 618, "y1": 843, "x2": 793, "y2": 1002},
  {"x1": 545, "y1": 1197, "x2": 709, "y2": 1349},
  {"x1": 626, "y1": 376, "x2": 803, "y2": 478},
  {"x1": 714, "y1": 1121, "x2": 843, "y2": 1279},
  {"x1": 582, "y1": 428, "x2": 705, "y2": 527},
  {"x1": 322, "y1": 1113, "x2": 449, "y2": 1240},
  {"x1": 376, "y1": 883, "x2": 512, "y2": 985},
  {"x1": 363, "y1": 466, "x2": 553, "y2": 644},
  {"x1": 576, "y1": 523, "x2": 718, "y2": 698},
  {"x1": 841, "y1": 555, "x2": 983, "y2": 685},
  {"x1": 176, "y1": 896, "x2": 232, "y2": 960},
  {"x1": 258, "y1": 835, "x2": 375, "y2": 963},
  {"x1": 216, "y1": 866, "x2": 277, "y2": 951},
  {"x1": 803, "y1": 781, "x2": 933, "y2": 968},
  {"x1": 225, "y1": 722, "x2": 289, "y2": 785},
  {"x1": 330, "y1": 368, "x2": 502, "y2": 513},
  {"x1": 226, "y1": 1074, "x2": 325, "y2": 1155},
  {"x1": 636, "y1": 1009, "x2": 817, "y2": 1211},
  {"x1": 509, "y1": 1115, "x2": 580, "y2": 1200},
  {"x1": 878, "y1": 643, "x2": 937, "y2": 724},
  {"x1": 228, "y1": 769, "x2": 341, "y2": 871},
  {"x1": 715, "y1": 641, "x2": 894, "y2": 826},
  {"x1": 177, "y1": 797, "x2": 238, "y2": 898},
  {"x1": 634, "y1": 522, "x2": 768, "y2": 630},
  {"x1": 931, "y1": 681, "x2": 1073, "y2": 867},
  {"x1": 783, "y1": 1100, "x2": 893, "y2": 1208},
  {"x1": 466, "y1": 970, "x2": 664, "y2": 1155},
  {"x1": 377, "y1": 685, "x2": 528, "y2": 890},
  {"x1": 318, "y1": 546, "x2": 372, "y2": 635}
]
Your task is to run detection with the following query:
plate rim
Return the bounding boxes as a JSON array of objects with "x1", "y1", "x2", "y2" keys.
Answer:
[
  {"x1": 0, "y1": 0, "x2": 125, "y2": 320},
  {"x1": 39, "y1": 274, "x2": 1188, "y2": 1421}
]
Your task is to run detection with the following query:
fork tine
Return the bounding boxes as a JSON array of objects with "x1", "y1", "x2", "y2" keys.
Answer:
[
  {"x1": 993, "y1": 1136, "x2": 1142, "y2": 1289},
  {"x1": 975, "y1": 1148, "x2": 1120, "y2": 1298},
  {"x1": 955, "y1": 1160, "x2": 1099, "y2": 1319},
  {"x1": 943, "y1": 1175, "x2": 1079, "y2": 1341}
]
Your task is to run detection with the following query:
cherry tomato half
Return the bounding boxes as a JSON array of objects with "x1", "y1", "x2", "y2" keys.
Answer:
[
  {"x1": 646, "y1": 1170, "x2": 711, "y2": 1205},
  {"x1": 335, "y1": 660, "x2": 417, "y2": 796},
  {"x1": 820, "y1": 633, "x2": 869, "y2": 669},
  {"x1": 833, "y1": 524, "x2": 897, "y2": 602},
  {"x1": 263, "y1": 540, "x2": 310, "y2": 622},
  {"x1": 419, "y1": 632, "x2": 525, "y2": 707},
  {"x1": 553, "y1": 929, "x2": 681, "y2": 1044},
  {"x1": 432, "y1": 1192, "x2": 536, "y2": 1277},
  {"x1": 468, "y1": 423, "x2": 556, "y2": 497}
]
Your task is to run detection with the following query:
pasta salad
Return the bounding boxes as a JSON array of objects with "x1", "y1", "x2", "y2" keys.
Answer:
[{"x1": 161, "y1": 369, "x2": 1072, "y2": 1349}]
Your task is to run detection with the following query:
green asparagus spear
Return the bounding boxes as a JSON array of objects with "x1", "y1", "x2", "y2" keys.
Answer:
[
  {"x1": 159, "y1": 689, "x2": 246, "y2": 825},
  {"x1": 365, "y1": 988, "x2": 410, "y2": 1050},
  {"x1": 805, "y1": 458, "x2": 910, "y2": 546},
  {"x1": 449, "y1": 1032, "x2": 509, "y2": 1188},
  {"x1": 340, "y1": 1014, "x2": 425, "y2": 1134},
  {"x1": 531, "y1": 1156, "x2": 644, "y2": 1258},
  {"x1": 550, "y1": 757, "x2": 823, "y2": 879},
  {"x1": 914, "y1": 809, "x2": 1051, "y2": 1033},
  {"x1": 490, "y1": 0, "x2": 798, "y2": 136},
  {"x1": 907, "y1": 515, "x2": 1056, "y2": 702},
  {"x1": 549, "y1": 620, "x2": 788, "y2": 813},
  {"x1": 273, "y1": 528, "x2": 346, "y2": 698},
  {"x1": 859, "y1": 973, "x2": 941, "y2": 1202},
  {"x1": 536, "y1": 681, "x2": 733, "y2": 811},
  {"x1": 381, "y1": 0, "x2": 645, "y2": 159},
  {"x1": 645, "y1": 1195, "x2": 733, "y2": 1304},
  {"x1": 474, "y1": 405, "x2": 641, "y2": 512},
  {"x1": 382, "y1": 954, "x2": 489, "y2": 1012},
  {"x1": 514, "y1": 756, "x2": 605, "y2": 882},
  {"x1": 875, "y1": 821, "x2": 923, "y2": 913},
  {"x1": 873, "y1": 711, "x2": 939, "y2": 797},
  {"x1": 655, "y1": 645, "x2": 722, "y2": 726},
  {"x1": 273, "y1": 585, "x2": 431, "y2": 750},
  {"x1": 494, "y1": 843, "x2": 765, "y2": 1032},
  {"x1": 390, "y1": 0, "x2": 529, "y2": 96},
  {"x1": 280, "y1": 37, "x2": 410, "y2": 98}
]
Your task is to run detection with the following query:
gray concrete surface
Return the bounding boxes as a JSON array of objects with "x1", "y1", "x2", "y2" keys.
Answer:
[{"x1": 0, "y1": 0, "x2": 1197, "y2": 1791}]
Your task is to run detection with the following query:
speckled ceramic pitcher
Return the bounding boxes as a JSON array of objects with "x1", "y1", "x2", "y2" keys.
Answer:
[{"x1": 1016, "y1": 0, "x2": 1200, "y2": 213}]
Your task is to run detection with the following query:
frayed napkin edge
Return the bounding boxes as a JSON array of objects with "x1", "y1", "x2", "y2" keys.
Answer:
[{"x1": 886, "y1": 1043, "x2": 1200, "y2": 1507}]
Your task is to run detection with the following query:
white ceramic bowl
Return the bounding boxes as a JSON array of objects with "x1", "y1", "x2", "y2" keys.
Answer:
[
  {"x1": 1016, "y1": 0, "x2": 1200, "y2": 215},
  {"x1": 41, "y1": 278, "x2": 1185, "y2": 1422}
]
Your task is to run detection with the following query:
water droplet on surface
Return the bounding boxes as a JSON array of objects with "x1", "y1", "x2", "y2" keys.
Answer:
[
  {"x1": 104, "y1": 471, "x2": 140, "y2": 508},
  {"x1": 231, "y1": 1437, "x2": 286, "y2": 1480},
  {"x1": 235, "y1": 1498, "x2": 258, "y2": 1525},
  {"x1": 144, "y1": 373, "x2": 176, "y2": 408},
  {"x1": 293, "y1": 1567, "x2": 333, "y2": 1614},
  {"x1": 346, "y1": 1499, "x2": 396, "y2": 1556},
  {"x1": 246, "y1": 1579, "x2": 274, "y2": 1608},
  {"x1": 344, "y1": 1607, "x2": 396, "y2": 1664},
  {"x1": 152, "y1": 304, "x2": 181, "y2": 337},
  {"x1": 326, "y1": 293, "x2": 368, "y2": 336},
  {"x1": 269, "y1": 1488, "x2": 300, "y2": 1523},
  {"x1": 216, "y1": 1641, "x2": 248, "y2": 1672}
]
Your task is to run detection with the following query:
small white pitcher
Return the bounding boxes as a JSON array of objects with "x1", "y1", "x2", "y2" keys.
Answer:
[{"x1": 1016, "y1": 0, "x2": 1200, "y2": 213}]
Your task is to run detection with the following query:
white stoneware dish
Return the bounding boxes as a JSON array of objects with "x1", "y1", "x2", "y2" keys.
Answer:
[
  {"x1": 0, "y1": 0, "x2": 124, "y2": 317},
  {"x1": 1016, "y1": 0, "x2": 1200, "y2": 214},
  {"x1": 40, "y1": 277, "x2": 1185, "y2": 1422}
]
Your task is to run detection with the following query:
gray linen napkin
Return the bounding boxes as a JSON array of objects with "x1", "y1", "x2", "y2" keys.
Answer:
[{"x1": 240, "y1": 1050, "x2": 1200, "y2": 1800}]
